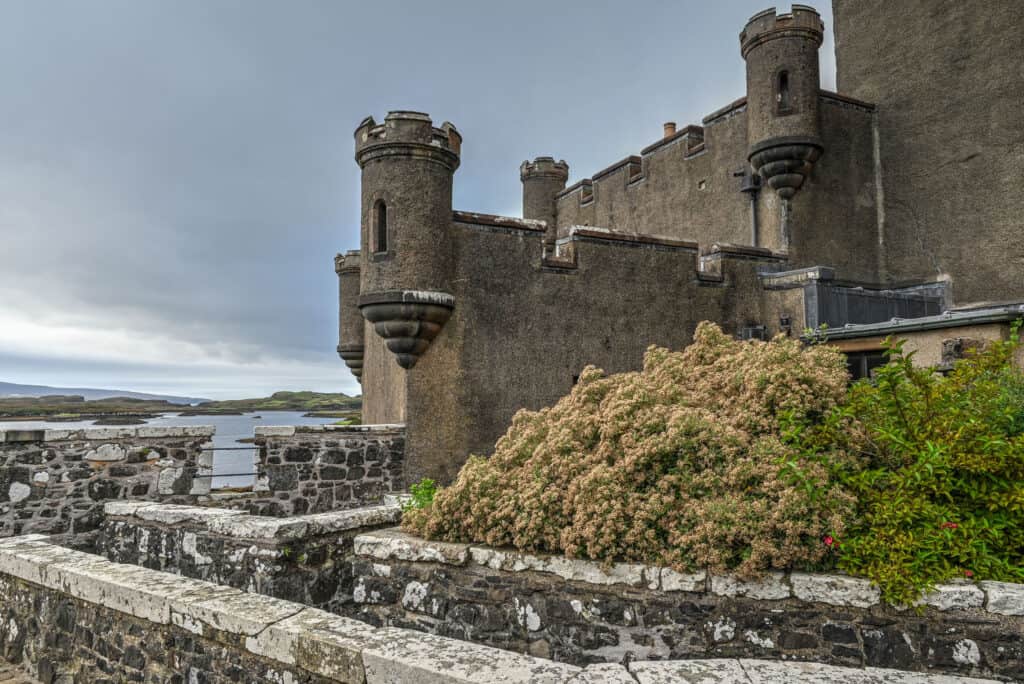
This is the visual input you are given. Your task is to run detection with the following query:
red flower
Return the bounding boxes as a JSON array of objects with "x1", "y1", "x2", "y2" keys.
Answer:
[
  {"x1": 823, "y1": 535, "x2": 835, "y2": 547},
  {"x1": 964, "y1": 569, "x2": 974, "y2": 578},
  {"x1": 941, "y1": 522, "x2": 958, "y2": 530}
]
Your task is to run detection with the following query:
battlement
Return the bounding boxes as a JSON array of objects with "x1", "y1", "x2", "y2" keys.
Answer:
[
  {"x1": 740, "y1": 5, "x2": 824, "y2": 57},
  {"x1": 334, "y1": 249, "x2": 360, "y2": 275},
  {"x1": 354, "y1": 111, "x2": 462, "y2": 170},
  {"x1": 520, "y1": 157, "x2": 569, "y2": 181}
]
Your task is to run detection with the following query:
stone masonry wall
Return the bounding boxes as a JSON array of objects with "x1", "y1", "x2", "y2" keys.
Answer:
[
  {"x1": 351, "y1": 529, "x2": 1024, "y2": 681},
  {"x1": 0, "y1": 427, "x2": 214, "y2": 548},
  {"x1": 250, "y1": 424, "x2": 404, "y2": 517},
  {"x1": 97, "y1": 500, "x2": 402, "y2": 613},
  {"x1": 0, "y1": 535, "x2": 583, "y2": 683}
]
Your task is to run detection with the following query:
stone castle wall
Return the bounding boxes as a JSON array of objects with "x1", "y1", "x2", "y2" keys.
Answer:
[
  {"x1": 249, "y1": 424, "x2": 405, "y2": 516},
  {"x1": 833, "y1": 0, "x2": 1024, "y2": 304},
  {"x1": 364, "y1": 216, "x2": 803, "y2": 483},
  {"x1": 97, "y1": 500, "x2": 401, "y2": 613},
  {"x1": 350, "y1": 529, "x2": 1024, "y2": 681},
  {"x1": 0, "y1": 426, "x2": 214, "y2": 548},
  {"x1": 552, "y1": 93, "x2": 881, "y2": 284}
]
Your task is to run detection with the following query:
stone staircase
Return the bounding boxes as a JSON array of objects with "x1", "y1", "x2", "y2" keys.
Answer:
[{"x1": 0, "y1": 663, "x2": 39, "y2": 684}]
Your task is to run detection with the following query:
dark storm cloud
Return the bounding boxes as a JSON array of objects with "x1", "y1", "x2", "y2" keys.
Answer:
[{"x1": 0, "y1": 1, "x2": 834, "y2": 398}]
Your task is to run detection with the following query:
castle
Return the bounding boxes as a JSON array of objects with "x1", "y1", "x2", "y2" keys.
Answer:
[{"x1": 337, "y1": 1, "x2": 1024, "y2": 483}]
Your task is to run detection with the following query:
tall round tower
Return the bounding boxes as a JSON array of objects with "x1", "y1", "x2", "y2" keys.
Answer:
[
  {"x1": 741, "y1": 5, "x2": 824, "y2": 202},
  {"x1": 520, "y1": 157, "x2": 569, "y2": 230},
  {"x1": 354, "y1": 111, "x2": 461, "y2": 369}
]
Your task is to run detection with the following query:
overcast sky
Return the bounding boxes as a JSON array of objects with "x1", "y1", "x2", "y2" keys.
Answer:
[{"x1": 0, "y1": 1, "x2": 835, "y2": 399}]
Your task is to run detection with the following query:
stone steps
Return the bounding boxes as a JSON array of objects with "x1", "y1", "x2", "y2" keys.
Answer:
[{"x1": 0, "y1": 663, "x2": 39, "y2": 684}]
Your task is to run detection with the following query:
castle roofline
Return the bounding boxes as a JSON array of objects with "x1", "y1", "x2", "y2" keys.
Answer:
[{"x1": 808, "y1": 303, "x2": 1024, "y2": 340}]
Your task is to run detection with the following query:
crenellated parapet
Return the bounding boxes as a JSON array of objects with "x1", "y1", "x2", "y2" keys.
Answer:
[
  {"x1": 354, "y1": 111, "x2": 461, "y2": 172},
  {"x1": 739, "y1": 5, "x2": 824, "y2": 58}
]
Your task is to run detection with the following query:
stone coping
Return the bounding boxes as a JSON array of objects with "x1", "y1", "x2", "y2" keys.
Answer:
[
  {"x1": 0, "y1": 425, "x2": 215, "y2": 443},
  {"x1": 253, "y1": 424, "x2": 405, "y2": 437},
  {"x1": 104, "y1": 501, "x2": 403, "y2": 543},
  {"x1": 354, "y1": 529, "x2": 1024, "y2": 616},
  {"x1": 0, "y1": 537, "x2": 1002, "y2": 683}
]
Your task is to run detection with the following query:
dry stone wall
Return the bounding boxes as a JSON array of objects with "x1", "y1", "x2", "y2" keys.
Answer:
[
  {"x1": 0, "y1": 427, "x2": 213, "y2": 548},
  {"x1": 250, "y1": 424, "x2": 405, "y2": 517},
  {"x1": 351, "y1": 529, "x2": 1024, "y2": 681},
  {"x1": 97, "y1": 500, "x2": 402, "y2": 612}
]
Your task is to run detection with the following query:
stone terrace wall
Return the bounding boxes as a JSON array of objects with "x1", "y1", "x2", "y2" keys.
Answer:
[
  {"x1": 0, "y1": 427, "x2": 213, "y2": 548},
  {"x1": 351, "y1": 529, "x2": 1024, "y2": 681},
  {"x1": 250, "y1": 424, "x2": 405, "y2": 517},
  {"x1": 0, "y1": 536, "x2": 583, "y2": 683},
  {"x1": 97, "y1": 500, "x2": 402, "y2": 613},
  {"x1": 0, "y1": 536, "x2": 1006, "y2": 684}
]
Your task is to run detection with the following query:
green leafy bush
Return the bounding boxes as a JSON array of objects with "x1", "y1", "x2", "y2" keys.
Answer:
[
  {"x1": 792, "y1": 331, "x2": 1024, "y2": 604},
  {"x1": 403, "y1": 322, "x2": 853, "y2": 578},
  {"x1": 402, "y1": 478, "x2": 438, "y2": 512}
]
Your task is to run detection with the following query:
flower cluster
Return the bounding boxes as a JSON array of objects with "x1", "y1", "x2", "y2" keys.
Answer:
[{"x1": 403, "y1": 322, "x2": 854, "y2": 578}]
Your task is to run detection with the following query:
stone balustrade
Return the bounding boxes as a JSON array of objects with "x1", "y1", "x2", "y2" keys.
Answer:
[{"x1": 350, "y1": 529, "x2": 1024, "y2": 680}]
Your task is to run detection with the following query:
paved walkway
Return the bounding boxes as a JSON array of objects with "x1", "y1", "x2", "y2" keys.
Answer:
[{"x1": 0, "y1": 664, "x2": 37, "y2": 684}]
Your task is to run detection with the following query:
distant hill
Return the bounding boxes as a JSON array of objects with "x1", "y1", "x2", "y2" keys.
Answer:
[
  {"x1": 0, "y1": 381, "x2": 208, "y2": 405},
  {"x1": 192, "y1": 391, "x2": 360, "y2": 414}
]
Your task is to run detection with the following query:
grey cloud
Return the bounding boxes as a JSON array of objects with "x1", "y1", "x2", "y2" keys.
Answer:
[{"x1": 0, "y1": 0, "x2": 834, "y2": 396}]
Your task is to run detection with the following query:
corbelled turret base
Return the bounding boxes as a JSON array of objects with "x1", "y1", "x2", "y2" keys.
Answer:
[
  {"x1": 748, "y1": 135, "x2": 823, "y2": 201},
  {"x1": 358, "y1": 290, "x2": 455, "y2": 369},
  {"x1": 336, "y1": 344, "x2": 365, "y2": 382}
]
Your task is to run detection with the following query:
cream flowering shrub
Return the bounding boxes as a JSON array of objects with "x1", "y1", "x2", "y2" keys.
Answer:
[{"x1": 403, "y1": 322, "x2": 855, "y2": 577}]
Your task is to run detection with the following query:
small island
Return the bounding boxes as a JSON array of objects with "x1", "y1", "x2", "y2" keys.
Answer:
[{"x1": 0, "y1": 390, "x2": 361, "y2": 422}]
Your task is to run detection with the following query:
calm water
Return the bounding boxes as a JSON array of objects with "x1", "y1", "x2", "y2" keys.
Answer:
[{"x1": 0, "y1": 410, "x2": 340, "y2": 488}]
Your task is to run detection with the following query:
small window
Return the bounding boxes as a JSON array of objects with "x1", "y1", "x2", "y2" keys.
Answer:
[
  {"x1": 777, "y1": 71, "x2": 791, "y2": 112},
  {"x1": 846, "y1": 350, "x2": 887, "y2": 382},
  {"x1": 373, "y1": 201, "x2": 388, "y2": 253}
]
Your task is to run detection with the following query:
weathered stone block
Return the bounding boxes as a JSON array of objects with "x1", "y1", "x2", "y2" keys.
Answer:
[
  {"x1": 981, "y1": 581, "x2": 1024, "y2": 616},
  {"x1": 710, "y1": 573, "x2": 790, "y2": 601},
  {"x1": 356, "y1": 529, "x2": 469, "y2": 565},
  {"x1": 790, "y1": 573, "x2": 880, "y2": 608}
]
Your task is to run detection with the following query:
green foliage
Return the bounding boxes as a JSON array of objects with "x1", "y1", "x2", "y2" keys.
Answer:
[
  {"x1": 403, "y1": 478, "x2": 438, "y2": 512},
  {"x1": 404, "y1": 319, "x2": 1024, "y2": 605},
  {"x1": 404, "y1": 323, "x2": 853, "y2": 578},
  {"x1": 791, "y1": 326, "x2": 1024, "y2": 604}
]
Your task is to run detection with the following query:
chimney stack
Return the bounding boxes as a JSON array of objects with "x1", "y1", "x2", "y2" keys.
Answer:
[{"x1": 663, "y1": 122, "x2": 677, "y2": 138}]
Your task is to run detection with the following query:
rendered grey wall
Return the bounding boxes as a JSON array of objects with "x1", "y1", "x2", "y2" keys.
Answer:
[{"x1": 833, "y1": 0, "x2": 1024, "y2": 304}]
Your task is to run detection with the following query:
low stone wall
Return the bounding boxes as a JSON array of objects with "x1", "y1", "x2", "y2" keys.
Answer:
[
  {"x1": 0, "y1": 427, "x2": 213, "y2": 547},
  {"x1": 0, "y1": 536, "x2": 1004, "y2": 684},
  {"x1": 250, "y1": 424, "x2": 405, "y2": 517},
  {"x1": 351, "y1": 529, "x2": 1024, "y2": 681},
  {"x1": 0, "y1": 536, "x2": 582, "y2": 683},
  {"x1": 97, "y1": 500, "x2": 401, "y2": 612}
]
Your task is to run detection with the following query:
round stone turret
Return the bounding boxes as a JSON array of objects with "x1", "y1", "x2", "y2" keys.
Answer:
[
  {"x1": 335, "y1": 251, "x2": 364, "y2": 382},
  {"x1": 741, "y1": 5, "x2": 824, "y2": 200},
  {"x1": 520, "y1": 157, "x2": 569, "y2": 230},
  {"x1": 354, "y1": 111, "x2": 460, "y2": 369}
]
